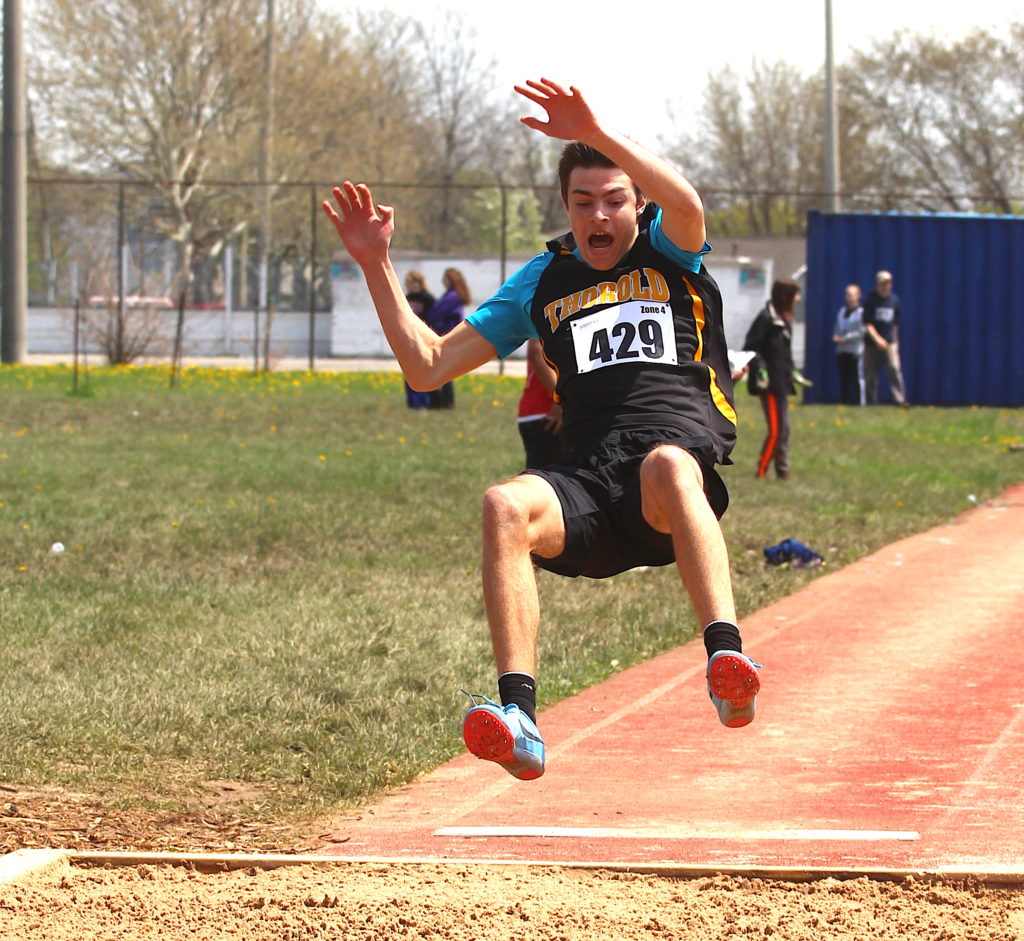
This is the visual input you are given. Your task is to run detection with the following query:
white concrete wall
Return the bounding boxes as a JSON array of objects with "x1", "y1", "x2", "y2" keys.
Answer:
[
  {"x1": 29, "y1": 252, "x2": 802, "y2": 366},
  {"x1": 25, "y1": 306, "x2": 332, "y2": 360},
  {"x1": 330, "y1": 255, "x2": 532, "y2": 359},
  {"x1": 330, "y1": 252, "x2": 780, "y2": 361}
]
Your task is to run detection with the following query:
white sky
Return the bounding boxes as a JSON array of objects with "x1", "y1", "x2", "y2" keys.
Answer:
[{"x1": 328, "y1": 0, "x2": 1021, "y2": 149}]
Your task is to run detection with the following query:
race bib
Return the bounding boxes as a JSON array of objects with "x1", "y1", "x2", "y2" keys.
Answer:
[{"x1": 570, "y1": 301, "x2": 677, "y2": 375}]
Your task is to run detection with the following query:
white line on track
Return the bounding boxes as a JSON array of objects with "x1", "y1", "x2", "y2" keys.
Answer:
[{"x1": 435, "y1": 826, "x2": 920, "y2": 841}]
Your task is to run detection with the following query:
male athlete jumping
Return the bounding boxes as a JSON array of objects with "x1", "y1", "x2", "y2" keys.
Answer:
[{"x1": 323, "y1": 78, "x2": 760, "y2": 780}]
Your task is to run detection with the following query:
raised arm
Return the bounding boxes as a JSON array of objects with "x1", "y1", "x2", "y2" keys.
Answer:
[
  {"x1": 515, "y1": 78, "x2": 706, "y2": 252},
  {"x1": 322, "y1": 182, "x2": 496, "y2": 388}
]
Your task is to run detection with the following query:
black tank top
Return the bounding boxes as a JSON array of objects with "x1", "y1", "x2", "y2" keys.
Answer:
[{"x1": 530, "y1": 229, "x2": 737, "y2": 461}]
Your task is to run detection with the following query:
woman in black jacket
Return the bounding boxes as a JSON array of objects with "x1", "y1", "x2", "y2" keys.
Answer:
[{"x1": 743, "y1": 279, "x2": 800, "y2": 479}]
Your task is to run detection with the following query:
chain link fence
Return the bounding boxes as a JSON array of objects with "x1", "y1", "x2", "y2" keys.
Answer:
[{"x1": 25, "y1": 177, "x2": 548, "y2": 368}]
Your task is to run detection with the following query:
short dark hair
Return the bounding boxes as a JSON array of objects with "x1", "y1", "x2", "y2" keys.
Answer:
[
  {"x1": 558, "y1": 141, "x2": 641, "y2": 203},
  {"x1": 770, "y1": 278, "x2": 801, "y2": 315}
]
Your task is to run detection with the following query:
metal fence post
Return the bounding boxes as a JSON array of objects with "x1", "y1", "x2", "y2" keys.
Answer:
[
  {"x1": 117, "y1": 182, "x2": 126, "y2": 363},
  {"x1": 308, "y1": 183, "x2": 317, "y2": 371}
]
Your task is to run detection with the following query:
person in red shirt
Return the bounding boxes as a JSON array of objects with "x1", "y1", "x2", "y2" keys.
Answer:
[{"x1": 517, "y1": 339, "x2": 564, "y2": 469}]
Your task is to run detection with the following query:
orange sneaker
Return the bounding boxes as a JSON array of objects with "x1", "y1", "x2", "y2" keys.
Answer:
[
  {"x1": 461, "y1": 693, "x2": 545, "y2": 780},
  {"x1": 707, "y1": 651, "x2": 761, "y2": 728}
]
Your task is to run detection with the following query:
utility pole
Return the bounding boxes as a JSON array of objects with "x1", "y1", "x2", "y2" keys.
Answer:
[
  {"x1": 258, "y1": 0, "x2": 275, "y2": 370},
  {"x1": 824, "y1": 0, "x2": 842, "y2": 213},
  {"x1": 2, "y1": 0, "x2": 28, "y2": 362}
]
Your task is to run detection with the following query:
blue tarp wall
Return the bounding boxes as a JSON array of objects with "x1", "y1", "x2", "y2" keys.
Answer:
[{"x1": 803, "y1": 211, "x2": 1024, "y2": 406}]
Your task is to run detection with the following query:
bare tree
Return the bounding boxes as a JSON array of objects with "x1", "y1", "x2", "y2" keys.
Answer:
[
  {"x1": 667, "y1": 62, "x2": 823, "y2": 236},
  {"x1": 408, "y1": 12, "x2": 507, "y2": 251},
  {"x1": 843, "y1": 27, "x2": 1024, "y2": 213},
  {"x1": 32, "y1": 0, "x2": 274, "y2": 303}
]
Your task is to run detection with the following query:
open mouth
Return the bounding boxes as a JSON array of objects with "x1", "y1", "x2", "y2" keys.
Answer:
[{"x1": 588, "y1": 233, "x2": 614, "y2": 250}]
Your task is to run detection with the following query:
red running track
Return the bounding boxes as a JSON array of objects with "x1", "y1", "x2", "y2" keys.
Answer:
[{"x1": 318, "y1": 484, "x2": 1024, "y2": 875}]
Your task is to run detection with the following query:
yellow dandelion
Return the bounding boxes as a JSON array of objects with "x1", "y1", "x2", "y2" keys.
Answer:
[
  {"x1": 318, "y1": 454, "x2": 327, "y2": 461},
  {"x1": 171, "y1": 521, "x2": 180, "y2": 527}
]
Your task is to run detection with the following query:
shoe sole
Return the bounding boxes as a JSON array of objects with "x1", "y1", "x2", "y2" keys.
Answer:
[
  {"x1": 708, "y1": 654, "x2": 760, "y2": 729},
  {"x1": 463, "y1": 708, "x2": 543, "y2": 781}
]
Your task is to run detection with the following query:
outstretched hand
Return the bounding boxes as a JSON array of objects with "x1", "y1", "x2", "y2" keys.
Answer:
[
  {"x1": 515, "y1": 78, "x2": 601, "y2": 142},
  {"x1": 321, "y1": 181, "x2": 394, "y2": 267}
]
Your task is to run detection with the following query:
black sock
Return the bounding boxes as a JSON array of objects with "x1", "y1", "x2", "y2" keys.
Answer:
[
  {"x1": 703, "y1": 620, "x2": 742, "y2": 658},
  {"x1": 498, "y1": 672, "x2": 537, "y2": 723}
]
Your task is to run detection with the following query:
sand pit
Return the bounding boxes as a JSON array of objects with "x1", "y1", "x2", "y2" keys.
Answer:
[{"x1": 2, "y1": 858, "x2": 1023, "y2": 940}]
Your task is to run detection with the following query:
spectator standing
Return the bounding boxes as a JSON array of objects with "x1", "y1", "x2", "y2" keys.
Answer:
[
  {"x1": 743, "y1": 279, "x2": 800, "y2": 480},
  {"x1": 403, "y1": 270, "x2": 435, "y2": 409},
  {"x1": 517, "y1": 338, "x2": 564, "y2": 469},
  {"x1": 425, "y1": 267, "x2": 470, "y2": 408},
  {"x1": 862, "y1": 270, "x2": 907, "y2": 406},
  {"x1": 832, "y1": 283, "x2": 864, "y2": 405}
]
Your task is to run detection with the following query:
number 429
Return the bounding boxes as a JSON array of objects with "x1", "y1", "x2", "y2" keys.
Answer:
[{"x1": 589, "y1": 318, "x2": 665, "y2": 365}]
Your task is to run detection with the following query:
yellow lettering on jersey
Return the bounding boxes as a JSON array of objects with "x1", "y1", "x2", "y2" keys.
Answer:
[
  {"x1": 645, "y1": 268, "x2": 670, "y2": 302},
  {"x1": 545, "y1": 270, "x2": 668, "y2": 333},
  {"x1": 544, "y1": 299, "x2": 563, "y2": 332},
  {"x1": 629, "y1": 270, "x2": 652, "y2": 300}
]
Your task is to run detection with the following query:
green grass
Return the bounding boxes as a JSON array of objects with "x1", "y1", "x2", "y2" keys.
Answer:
[{"x1": 1, "y1": 363, "x2": 1021, "y2": 821}]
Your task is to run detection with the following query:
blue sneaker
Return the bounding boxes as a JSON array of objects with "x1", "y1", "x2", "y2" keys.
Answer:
[
  {"x1": 707, "y1": 651, "x2": 761, "y2": 728},
  {"x1": 461, "y1": 692, "x2": 545, "y2": 780}
]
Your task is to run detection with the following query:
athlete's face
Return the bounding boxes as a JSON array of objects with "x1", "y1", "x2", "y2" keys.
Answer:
[{"x1": 562, "y1": 166, "x2": 646, "y2": 270}]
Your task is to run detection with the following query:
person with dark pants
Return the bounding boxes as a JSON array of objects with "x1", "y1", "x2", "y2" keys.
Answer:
[
  {"x1": 743, "y1": 279, "x2": 800, "y2": 479},
  {"x1": 862, "y1": 270, "x2": 907, "y2": 406},
  {"x1": 403, "y1": 270, "x2": 435, "y2": 409},
  {"x1": 832, "y1": 283, "x2": 864, "y2": 406},
  {"x1": 517, "y1": 339, "x2": 564, "y2": 469},
  {"x1": 425, "y1": 268, "x2": 470, "y2": 409}
]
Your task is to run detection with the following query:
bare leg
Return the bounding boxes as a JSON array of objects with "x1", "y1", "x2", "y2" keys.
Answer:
[
  {"x1": 639, "y1": 445, "x2": 736, "y2": 627},
  {"x1": 480, "y1": 474, "x2": 566, "y2": 675}
]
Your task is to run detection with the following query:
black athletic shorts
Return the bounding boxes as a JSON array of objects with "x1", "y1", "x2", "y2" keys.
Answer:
[{"x1": 524, "y1": 429, "x2": 729, "y2": 580}]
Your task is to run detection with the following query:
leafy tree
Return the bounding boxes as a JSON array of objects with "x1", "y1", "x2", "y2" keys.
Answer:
[{"x1": 454, "y1": 186, "x2": 545, "y2": 256}]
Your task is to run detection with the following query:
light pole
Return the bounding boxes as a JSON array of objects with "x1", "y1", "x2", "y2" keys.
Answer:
[
  {"x1": 2, "y1": 0, "x2": 28, "y2": 362},
  {"x1": 824, "y1": 0, "x2": 842, "y2": 213}
]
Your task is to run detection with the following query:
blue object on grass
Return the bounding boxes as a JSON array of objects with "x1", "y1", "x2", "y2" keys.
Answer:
[{"x1": 764, "y1": 538, "x2": 824, "y2": 568}]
